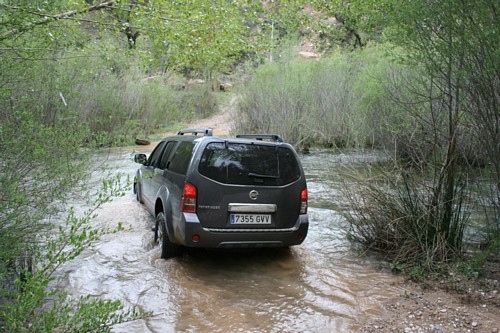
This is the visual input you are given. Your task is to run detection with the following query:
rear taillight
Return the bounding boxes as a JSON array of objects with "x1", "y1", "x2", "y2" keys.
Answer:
[
  {"x1": 300, "y1": 189, "x2": 308, "y2": 214},
  {"x1": 181, "y1": 182, "x2": 197, "y2": 213}
]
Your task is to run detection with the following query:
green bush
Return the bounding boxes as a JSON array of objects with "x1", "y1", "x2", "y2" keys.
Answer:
[
  {"x1": 56, "y1": 56, "x2": 217, "y2": 145},
  {"x1": 235, "y1": 45, "x2": 410, "y2": 149},
  {"x1": 0, "y1": 108, "x2": 142, "y2": 330},
  {"x1": 0, "y1": 42, "x2": 219, "y2": 147},
  {"x1": 0, "y1": 45, "x2": 149, "y2": 329}
]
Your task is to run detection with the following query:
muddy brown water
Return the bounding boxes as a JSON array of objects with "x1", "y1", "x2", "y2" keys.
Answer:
[{"x1": 59, "y1": 147, "x2": 405, "y2": 332}]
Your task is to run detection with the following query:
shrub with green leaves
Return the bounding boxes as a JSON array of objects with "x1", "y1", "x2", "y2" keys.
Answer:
[{"x1": 0, "y1": 106, "x2": 144, "y2": 330}]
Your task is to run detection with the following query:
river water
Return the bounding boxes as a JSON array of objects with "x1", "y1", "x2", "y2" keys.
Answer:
[{"x1": 60, "y1": 147, "x2": 406, "y2": 332}]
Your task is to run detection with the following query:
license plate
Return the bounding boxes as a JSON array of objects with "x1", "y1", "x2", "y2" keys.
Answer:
[{"x1": 230, "y1": 214, "x2": 271, "y2": 224}]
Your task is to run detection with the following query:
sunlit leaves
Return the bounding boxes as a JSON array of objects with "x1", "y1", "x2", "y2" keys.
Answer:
[
  {"x1": 0, "y1": 0, "x2": 314, "y2": 75},
  {"x1": 141, "y1": 0, "x2": 250, "y2": 75}
]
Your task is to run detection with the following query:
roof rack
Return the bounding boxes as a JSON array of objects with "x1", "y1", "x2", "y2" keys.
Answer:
[
  {"x1": 236, "y1": 134, "x2": 283, "y2": 142},
  {"x1": 177, "y1": 128, "x2": 213, "y2": 136}
]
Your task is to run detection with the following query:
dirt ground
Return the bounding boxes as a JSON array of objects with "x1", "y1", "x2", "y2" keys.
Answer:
[
  {"x1": 164, "y1": 95, "x2": 236, "y2": 138},
  {"x1": 361, "y1": 272, "x2": 499, "y2": 333},
  {"x1": 180, "y1": 97, "x2": 235, "y2": 137}
]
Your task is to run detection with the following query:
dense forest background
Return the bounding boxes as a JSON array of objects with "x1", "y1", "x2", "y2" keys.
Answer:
[{"x1": 1, "y1": 0, "x2": 498, "y2": 331}]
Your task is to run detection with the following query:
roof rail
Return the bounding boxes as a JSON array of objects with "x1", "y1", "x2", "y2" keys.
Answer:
[
  {"x1": 236, "y1": 134, "x2": 283, "y2": 142},
  {"x1": 177, "y1": 128, "x2": 213, "y2": 136}
]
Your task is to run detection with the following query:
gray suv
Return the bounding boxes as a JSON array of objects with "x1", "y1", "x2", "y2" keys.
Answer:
[{"x1": 133, "y1": 129, "x2": 308, "y2": 258}]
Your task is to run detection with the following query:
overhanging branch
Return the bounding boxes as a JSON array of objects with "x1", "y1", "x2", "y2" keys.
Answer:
[{"x1": 0, "y1": 0, "x2": 121, "y2": 41}]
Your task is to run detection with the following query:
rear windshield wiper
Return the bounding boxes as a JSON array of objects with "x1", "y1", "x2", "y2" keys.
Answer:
[{"x1": 248, "y1": 172, "x2": 279, "y2": 179}]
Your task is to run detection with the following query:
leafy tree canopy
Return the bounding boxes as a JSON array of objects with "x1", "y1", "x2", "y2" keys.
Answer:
[{"x1": 0, "y1": 0, "x2": 311, "y2": 76}]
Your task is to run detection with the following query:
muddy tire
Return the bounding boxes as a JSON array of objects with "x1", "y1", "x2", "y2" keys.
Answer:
[
  {"x1": 155, "y1": 212, "x2": 182, "y2": 259},
  {"x1": 135, "y1": 182, "x2": 144, "y2": 204}
]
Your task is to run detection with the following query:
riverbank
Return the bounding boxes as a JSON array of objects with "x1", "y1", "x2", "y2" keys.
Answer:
[{"x1": 362, "y1": 274, "x2": 499, "y2": 332}]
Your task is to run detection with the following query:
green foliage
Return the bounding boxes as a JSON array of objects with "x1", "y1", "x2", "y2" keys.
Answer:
[
  {"x1": 0, "y1": 27, "x2": 145, "y2": 330},
  {"x1": 310, "y1": 0, "x2": 392, "y2": 48},
  {"x1": 3, "y1": 269, "x2": 140, "y2": 332},
  {"x1": 316, "y1": 0, "x2": 499, "y2": 176},
  {"x1": 384, "y1": 0, "x2": 499, "y2": 181},
  {"x1": 236, "y1": 55, "x2": 312, "y2": 145},
  {"x1": 0, "y1": 104, "x2": 141, "y2": 330},
  {"x1": 0, "y1": 111, "x2": 89, "y2": 270},
  {"x1": 235, "y1": 44, "x2": 409, "y2": 149},
  {"x1": 0, "y1": 0, "x2": 312, "y2": 77},
  {"x1": 1, "y1": 40, "x2": 220, "y2": 145},
  {"x1": 408, "y1": 265, "x2": 428, "y2": 283},
  {"x1": 142, "y1": 0, "x2": 252, "y2": 76}
]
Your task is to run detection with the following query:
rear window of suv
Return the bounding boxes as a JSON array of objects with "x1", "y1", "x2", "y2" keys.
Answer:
[{"x1": 199, "y1": 142, "x2": 300, "y2": 186}]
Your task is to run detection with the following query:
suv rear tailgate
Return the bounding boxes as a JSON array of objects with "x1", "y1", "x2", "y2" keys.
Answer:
[{"x1": 194, "y1": 177, "x2": 304, "y2": 229}]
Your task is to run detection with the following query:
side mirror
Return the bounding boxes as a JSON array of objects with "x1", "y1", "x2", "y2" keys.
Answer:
[{"x1": 134, "y1": 153, "x2": 147, "y2": 165}]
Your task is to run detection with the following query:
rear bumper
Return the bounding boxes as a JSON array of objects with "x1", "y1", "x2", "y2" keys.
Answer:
[{"x1": 180, "y1": 213, "x2": 309, "y2": 248}]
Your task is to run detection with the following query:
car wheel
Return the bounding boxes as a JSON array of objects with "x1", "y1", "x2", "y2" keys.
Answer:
[
  {"x1": 135, "y1": 182, "x2": 144, "y2": 204},
  {"x1": 155, "y1": 212, "x2": 182, "y2": 259}
]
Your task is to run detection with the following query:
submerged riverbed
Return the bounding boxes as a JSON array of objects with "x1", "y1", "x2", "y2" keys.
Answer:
[{"x1": 59, "y1": 147, "x2": 406, "y2": 332}]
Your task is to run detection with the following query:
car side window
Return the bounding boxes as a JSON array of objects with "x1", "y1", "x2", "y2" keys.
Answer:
[
  {"x1": 168, "y1": 141, "x2": 195, "y2": 175},
  {"x1": 146, "y1": 141, "x2": 166, "y2": 167},
  {"x1": 158, "y1": 141, "x2": 176, "y2": 169}
]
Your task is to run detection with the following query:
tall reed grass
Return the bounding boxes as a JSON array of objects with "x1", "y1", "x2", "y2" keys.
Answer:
[
  {"x1": 344, "y1": 168, "x2": 470, "y2": 270},
  {"x1": 235, "y1": 45, "x2": 407, "y2": 149}
]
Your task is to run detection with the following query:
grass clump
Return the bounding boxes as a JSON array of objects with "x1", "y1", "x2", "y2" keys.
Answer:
[{"x1": 345, "y1": 168, "x2": 470, "y2": 272}]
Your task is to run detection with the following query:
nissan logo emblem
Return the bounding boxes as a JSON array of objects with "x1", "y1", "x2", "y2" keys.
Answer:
[{"x1": 249, "y1": 190, "x2": 259, "y2": 200}]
